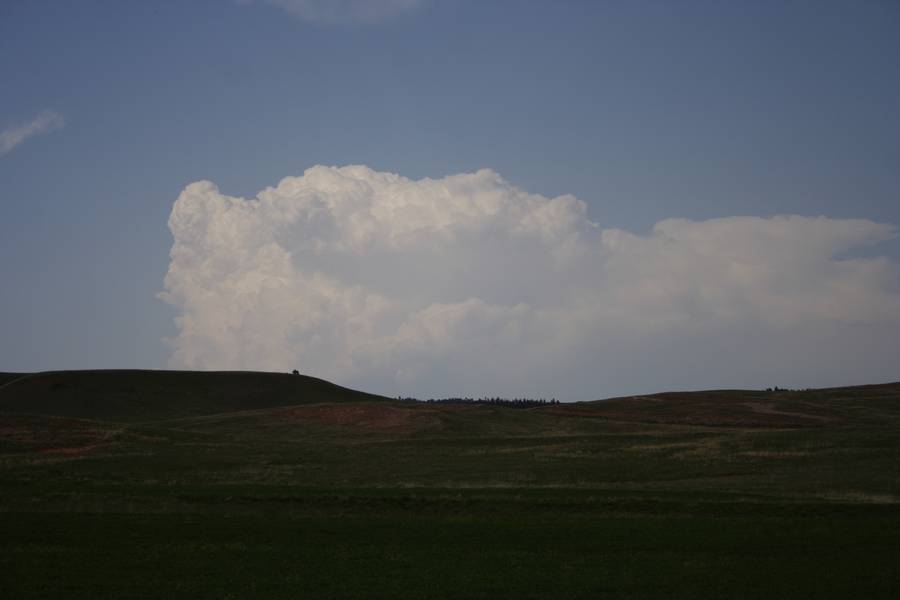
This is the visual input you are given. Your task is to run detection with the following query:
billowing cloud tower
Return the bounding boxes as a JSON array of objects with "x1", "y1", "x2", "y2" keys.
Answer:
[{"x1": 162, "y1": 165, "x2": 900, "y2": 399}]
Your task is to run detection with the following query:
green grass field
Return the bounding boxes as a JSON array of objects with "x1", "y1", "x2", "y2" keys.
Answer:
[{"x1": 2, "y1": 371, "x2": 899, "y2": 598}]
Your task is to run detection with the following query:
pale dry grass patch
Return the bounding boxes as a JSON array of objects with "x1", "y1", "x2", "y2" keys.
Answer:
[
  {"x1": 739, "y1": 450, "x2": 811, "y2": 458},
  {"x1": 819, "y1": 491, "x2": 900, "y2": 505}
]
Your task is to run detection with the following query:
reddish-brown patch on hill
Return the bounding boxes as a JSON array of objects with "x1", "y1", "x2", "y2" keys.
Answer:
[
  {"x1": 37, "y1": 442, "x2": 109, "y2": 456},
  {"x1": 740, "y1": 401, "x2": 836, "y2": 424},
  {"x1": 271, "y1": 403, "x2": 442, "y2": 434},
  {"x1": 0, "y1": 415, "x2": 123, "y2": 455},
  {"x1": 541, "y1": 394, "x2": 841, "y2": 428}
]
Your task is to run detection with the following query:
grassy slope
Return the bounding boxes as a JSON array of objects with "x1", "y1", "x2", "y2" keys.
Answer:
[
  {"x1": 1, "y1": 372, "x2": 899, "y2": 598},
  {"x1": 0, "y1": 369, "x2": 389, "y2": 422},
  {"x1": 0, "y1": 372, "x2": 24, "y2": 387},
  {"x1": 553, "y1": 382, "x2": 900, "y2": 427}
]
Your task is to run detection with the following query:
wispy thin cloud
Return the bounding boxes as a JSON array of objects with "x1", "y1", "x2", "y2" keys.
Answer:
[
  {"x1": 242, "y1": 0, "x2": 424, "y2": 25},
  {"x1": 0, "y1": 110, "x2": 65, "y2": 156}
]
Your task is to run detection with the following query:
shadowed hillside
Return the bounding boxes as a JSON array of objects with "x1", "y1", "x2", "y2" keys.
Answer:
[
  {"x1": 2, "y1": 370, "x2": 898, "y2": 429},
  {"x1": 2, "y1": 372, "x2": 900, "y2": 599},
  {"x1": 546, "y1": 383, "x2": 900, "y2": 428},
  {"x1": 0, "y1": 373, "x2": 24, "y2": 387},
  {"x1": 0, "y1": 370, "x2": 389, "y2": 422}
]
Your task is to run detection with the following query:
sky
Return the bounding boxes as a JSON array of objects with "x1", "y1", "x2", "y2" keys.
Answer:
[{"x1": 1, "y1": 0, "x2": 899, "y2": 400}]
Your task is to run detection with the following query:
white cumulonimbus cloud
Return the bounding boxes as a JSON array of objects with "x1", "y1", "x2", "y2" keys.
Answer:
[
  {"x1": 243, "y1": 0, "x2": 424, "y2": 24},
  {"x1": 0, "y1": 110, "x2": 64, "y2": 156},
  {"x1": 161, "y1": 165, "x2": 900, "y2": 399}
]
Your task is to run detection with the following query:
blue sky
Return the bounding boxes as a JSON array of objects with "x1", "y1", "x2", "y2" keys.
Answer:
[{"x1": 1, "y1": 1, "x2": 899, "y2": 398}]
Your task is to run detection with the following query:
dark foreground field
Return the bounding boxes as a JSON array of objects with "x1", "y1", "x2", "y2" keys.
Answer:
[{"x1": 2, "y1": 371, "x2": 899, "y2": 598}]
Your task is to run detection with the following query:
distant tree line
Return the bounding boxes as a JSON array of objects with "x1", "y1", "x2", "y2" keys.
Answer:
[{"x1": 397, "y1": 396, "x2": 559, "y2": 408}]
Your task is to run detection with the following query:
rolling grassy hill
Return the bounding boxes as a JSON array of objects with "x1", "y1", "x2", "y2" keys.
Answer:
[
  {"x1": 554, "y1": 382, "x2": 900, "y2": 427},
  {"x1": 0, "y1": 372, "x2": 24, "y2": 387},
  {"x1": 3, "y1": 369, "x2": 898, "y2": 429},
  {"x1": 0, "y1": 369, "x2": 388, "y2": 422},
  {"x1": 2, "y1": 371, "x2": 899, "y2": 599}
]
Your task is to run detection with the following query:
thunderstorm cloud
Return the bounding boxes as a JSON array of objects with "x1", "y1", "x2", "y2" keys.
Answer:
[{"x1": 161, "y1": 166, "x2": 900, "y2": 399}]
